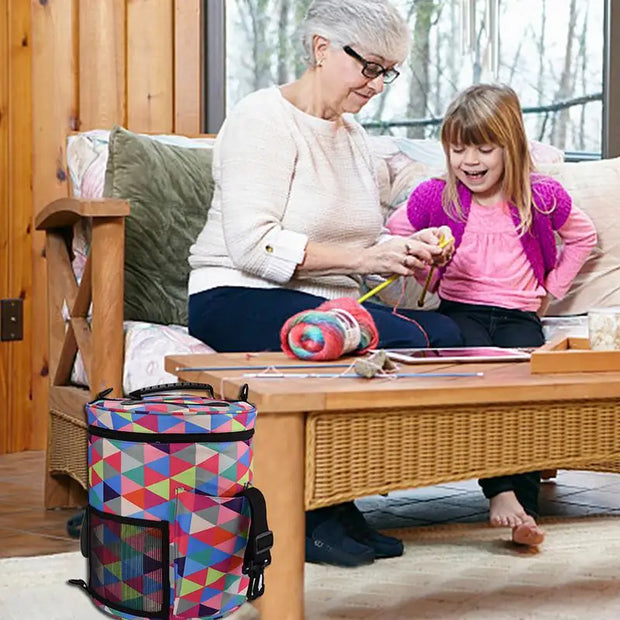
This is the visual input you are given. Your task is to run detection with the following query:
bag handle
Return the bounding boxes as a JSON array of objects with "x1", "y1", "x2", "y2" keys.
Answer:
[
  {"x1": 128, "y1": 382, "x2": 215, "y2": 400},
  {"x1": 131, "y1": 382, "x2": 250, "y2": 403},
  {"x1": 93, "y1": 382, "x2": 250, "y2": 404}
]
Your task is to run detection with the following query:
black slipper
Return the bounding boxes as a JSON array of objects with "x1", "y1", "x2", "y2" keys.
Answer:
[{"x1": 66, "y1": 510, "x2": 85, "y2": 539}]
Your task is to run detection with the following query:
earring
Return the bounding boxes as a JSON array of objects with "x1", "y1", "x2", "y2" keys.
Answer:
[{"x1": 316, "y1": 58, "x2": 324, "y2": 68}]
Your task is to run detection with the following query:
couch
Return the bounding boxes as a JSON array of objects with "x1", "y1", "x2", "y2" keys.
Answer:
[{"x1": 35, "y1": 126, "x2": 620, "y2": 508}]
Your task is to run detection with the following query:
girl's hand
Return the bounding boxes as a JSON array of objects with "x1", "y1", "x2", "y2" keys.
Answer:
[
  {"x1": 410, "y1": 226, "x2": 454, "y2": 266},
  {"x1": 359, "y1": 236, "x2": 437, "y2": 276},
  {"x1": 537, "y1": 293, "x2": 553, "y2": 317}
]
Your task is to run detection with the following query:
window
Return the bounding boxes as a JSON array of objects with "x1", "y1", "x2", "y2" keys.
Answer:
[{"x1": 206, "y1": 0, "x2": 615, "y2": 158}]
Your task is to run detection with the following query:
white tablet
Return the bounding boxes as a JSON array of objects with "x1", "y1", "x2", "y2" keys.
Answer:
[{"x1": 381, "y1": 346, "x2": 532, "y2": 364}]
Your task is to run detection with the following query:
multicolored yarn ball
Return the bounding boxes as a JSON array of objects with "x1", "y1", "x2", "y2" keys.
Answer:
[{"x1": 280, "y1": 297, "x2": 379, "y2": 361}]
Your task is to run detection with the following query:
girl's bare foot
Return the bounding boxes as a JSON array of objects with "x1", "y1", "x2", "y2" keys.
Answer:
[
  {"x1": 489, "y1": 491, "x2": 529, "y2": 528},
  {"x1": 489, "y1": 491, "x2": 544, "y2": 546},
  {"x1": 512, "y1": 517, "x2": 545, "y2": 546}
]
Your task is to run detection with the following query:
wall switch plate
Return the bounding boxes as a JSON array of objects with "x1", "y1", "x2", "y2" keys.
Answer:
[{"x1": 1, "y1": 298, "x2": 23, "y2": 341}]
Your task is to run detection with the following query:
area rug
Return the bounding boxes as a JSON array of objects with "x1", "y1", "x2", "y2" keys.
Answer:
[{"x1": 2, "y1": 517, "x2": 620, "y2": 619}]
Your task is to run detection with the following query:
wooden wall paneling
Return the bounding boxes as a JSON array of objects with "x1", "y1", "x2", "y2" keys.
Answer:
[
  {"x1": 78, "y1": 0, "x2": 126, "y2": 130},
  {"x1": 0, "y1": 0, "x2": 9, "y2": 453},
  {"x1": 174, "y1": 0, "x2": 202, "y2": 134},
  {"x1": 0, "y1": 0, "x2": 33, "y2": 454},
  {"x1": 127, "y1": 0, "x2": 174, "y2": 132},
  {"x1": 31, "y1": 0, "x2": 78, "y2": 450},
  {"x1": 6, "y1": 0, "x2": 33, "y2": 452}
]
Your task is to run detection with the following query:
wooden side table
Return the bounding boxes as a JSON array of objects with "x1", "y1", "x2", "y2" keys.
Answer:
[{"x1": 166, "y1": 351, "x2": 620, "y2": 619}]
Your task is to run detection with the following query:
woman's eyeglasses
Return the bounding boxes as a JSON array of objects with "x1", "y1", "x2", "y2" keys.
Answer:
[{"x1": 343, "y1": 46, "x2": 400, "y2": 84}]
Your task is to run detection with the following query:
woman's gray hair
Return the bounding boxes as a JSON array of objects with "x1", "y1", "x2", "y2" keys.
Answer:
[{"x1": 300, "y1": 0, "x2": 410, "y2": 67}]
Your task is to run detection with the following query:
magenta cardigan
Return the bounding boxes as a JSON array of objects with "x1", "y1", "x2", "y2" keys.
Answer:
[{"x1": 406, "y1": 175, "x2": 572, "y2": 286}]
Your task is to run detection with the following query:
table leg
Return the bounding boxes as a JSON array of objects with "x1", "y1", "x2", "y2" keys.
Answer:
[{"x1": 252, "y1": 411, "x2": 306, "y2": 619}]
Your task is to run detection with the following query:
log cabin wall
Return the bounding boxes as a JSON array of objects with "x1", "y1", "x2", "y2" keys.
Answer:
[
  {"x1": 0, "y1": 1, "x2": 33, "y2": 454},
  {"x1": 0, "y1": 0, "x2": 202, "y2": 455}
]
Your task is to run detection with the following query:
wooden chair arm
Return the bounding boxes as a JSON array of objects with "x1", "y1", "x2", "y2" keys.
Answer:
[
  {"x1": 40, "y1": 196, "x2": 127, "y2": 398},
  {"x1": 35, "y1": 197, "x2": 130, "y2": 230}
]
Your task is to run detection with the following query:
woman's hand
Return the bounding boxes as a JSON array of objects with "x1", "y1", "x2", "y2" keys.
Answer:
[{"x1": 359, "y1": 236, "x2": 439, "y2": 277}]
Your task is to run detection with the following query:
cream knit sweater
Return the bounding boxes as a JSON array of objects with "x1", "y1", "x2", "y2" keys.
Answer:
[{"x1": 188, "y1": 86, "x2": 387, "y2": 300}]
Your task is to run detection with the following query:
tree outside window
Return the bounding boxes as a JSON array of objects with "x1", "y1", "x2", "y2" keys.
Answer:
[{"x1": 223, "y1": 0, "x2": 604, "y2": 156}]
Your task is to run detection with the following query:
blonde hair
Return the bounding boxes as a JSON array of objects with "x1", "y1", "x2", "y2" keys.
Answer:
[
  {"x1": 440, "y1": 83, "x2": 536, "y2": 234},
  {"x1": 300, "y1": 0, "x2": 410, "y2": 66}
]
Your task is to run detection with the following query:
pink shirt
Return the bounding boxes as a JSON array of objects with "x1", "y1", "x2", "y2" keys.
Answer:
[{"x1": 386, "y1": 199, "x2": 597, "y2": 312}]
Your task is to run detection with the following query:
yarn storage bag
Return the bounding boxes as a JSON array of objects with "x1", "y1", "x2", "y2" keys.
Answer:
[{"x1": 69, "y1": 382, "x2": 273, "y2": 620}]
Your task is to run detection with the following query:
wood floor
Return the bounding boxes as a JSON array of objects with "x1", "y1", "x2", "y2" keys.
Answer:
[
  {"x1": 3, "y1": 450, "x2": 620, "y2": 560},
  {"x1": 0, "y1": 451, "x2": 79, "y2": 558}
]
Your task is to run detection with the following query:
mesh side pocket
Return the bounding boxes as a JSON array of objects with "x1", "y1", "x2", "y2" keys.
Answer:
[
  {"x1": 173, "y1": 490, "x2": 251, "y2": 619},
  {"x1": 87, "y1": 506, "x2": 170, "y2": 618}
]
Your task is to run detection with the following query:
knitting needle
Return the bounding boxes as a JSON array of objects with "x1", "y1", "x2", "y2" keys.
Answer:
[
  {"x1": 417, "y1": 269, "x2": 435, "y2": 308},
  {"x1": 242, "y1": 372, "x2": 484, "y2": 379},
  {"x1": 177, "y1": 363, "x2": 354, "y2": 372},
  {"x1": 357, "y1": 274, "x2": 399, "y2": 304},
  {"x1": 418, "y1": 235, "x2": 452, "y2": 307}
]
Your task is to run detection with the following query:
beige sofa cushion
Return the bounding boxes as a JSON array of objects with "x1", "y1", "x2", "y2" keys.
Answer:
[{"x1": 539, "y1": 157, "x2": 620, "y2": 315}]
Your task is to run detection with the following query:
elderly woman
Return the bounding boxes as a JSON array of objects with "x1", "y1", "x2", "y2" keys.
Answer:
[{"x1": 188, "y1": 0, "x2": 463, "y2": 567}]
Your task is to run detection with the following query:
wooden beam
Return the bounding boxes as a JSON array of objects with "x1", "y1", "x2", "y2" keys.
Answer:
[
  {"x1": 79, "y1": 0, "x2": 126, "y2": 129},
  {"x1": 0, "y1": 0, "x2": 9, "y2": 454},
  {"x1": 45, "y1": 232, "x2": 77, "y2": 392},
  {"x1": 127, "y1": 0, "x2": 174, "y2": 132},
  {"x1": 31, "y1": 0, "x2": 78, "y2": 450},
  {"x1": 90, "y1": 217, "x2": 124, "y2": 397},
  {"x1": 68, "y1": 318, "x2": 92, "y2": 386},
  {"x1": 72, "y1": 256, "x2": 92, "y2": 318},
  {"x1": 0, "y1": 1, "x2": 34, "y2": 453},
  {"x1": 174, "y1": 0, "x2": 202, "y2": 134},
  {"x1": 35, "y1": 197, "x2": 130, "y2": 230},
  {"x1": 8, "y1": 0, "x2": 33, "y2": 452},
  {"x1": 54, "y1": 321, "x2": 78, "y2": 387}
]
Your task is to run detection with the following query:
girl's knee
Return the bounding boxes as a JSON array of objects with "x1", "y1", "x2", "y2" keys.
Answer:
[{"x1": 429, "y1": 315, "x2": 464, "y2": 347}]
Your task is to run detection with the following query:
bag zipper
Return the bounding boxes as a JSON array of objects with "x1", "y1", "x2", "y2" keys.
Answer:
[{"x1": 89, "y1": 426, "x2": 254, "y2": 443}]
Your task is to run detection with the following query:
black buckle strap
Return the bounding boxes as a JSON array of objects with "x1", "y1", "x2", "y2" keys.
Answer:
[
  {"x1": 241, "y1": 487, "x2": 273, "y2": 601},
  {"x1": 237, "y1": 382, "x2": 249, "y2": 401}
]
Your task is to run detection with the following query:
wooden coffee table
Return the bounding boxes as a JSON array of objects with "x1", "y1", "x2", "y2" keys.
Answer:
[{"x1": 166, "y1": 351, "x2": 620, "y2": 619}]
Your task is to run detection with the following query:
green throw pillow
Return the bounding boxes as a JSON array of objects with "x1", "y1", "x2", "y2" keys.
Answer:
[{"x1": 103, "y1": 126, "x2": 214, "y2": 326}]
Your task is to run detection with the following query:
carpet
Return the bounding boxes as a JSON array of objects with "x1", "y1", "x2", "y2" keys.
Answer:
[{"x1": 2, "y1": 517, "x2": 620, "y2": 619}]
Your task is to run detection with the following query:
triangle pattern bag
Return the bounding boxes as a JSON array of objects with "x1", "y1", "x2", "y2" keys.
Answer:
[{"x1": 69, "y1": 382, "x2": 273, "y2": 620}]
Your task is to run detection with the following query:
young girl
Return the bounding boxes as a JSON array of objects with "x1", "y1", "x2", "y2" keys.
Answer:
[{"x1": 386, "y1": 83, "x2": 598, "y2": 546}]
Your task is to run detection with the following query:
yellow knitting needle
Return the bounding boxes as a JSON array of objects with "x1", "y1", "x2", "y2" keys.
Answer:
[
  {"x1": 357, "y1": 274, "x2": 399, "y2": 304},
  {"x1": 417, "y1": 235, "x2": 452, "y2": 307},
  {"x1": 357, "y1": 234, "x2": 453, "y2": 305}
]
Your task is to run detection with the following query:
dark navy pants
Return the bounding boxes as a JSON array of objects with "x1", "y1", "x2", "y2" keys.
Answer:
[
  {"x1": 437, "y1": 299, "x2": 544, "y2": 349},
  {"x1": 189, "y1": 286, "x2": 464, "y2": 352},
  {"x1": 188, "y1": 286, "x2": 464, "y2": 537},
  {"x1": 438, "y1": 299, "x2": 545, "y2": 517}
]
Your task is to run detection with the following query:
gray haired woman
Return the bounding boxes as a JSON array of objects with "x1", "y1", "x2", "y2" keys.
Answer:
[{"x1": 188, "y1": 0, "x2": 463, "y2": 568}]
